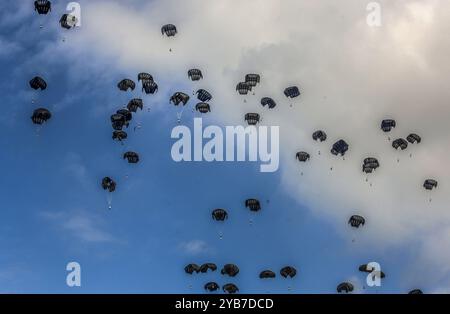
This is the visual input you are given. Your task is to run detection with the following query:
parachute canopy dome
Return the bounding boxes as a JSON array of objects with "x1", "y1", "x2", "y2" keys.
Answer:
[
  {"x1": 423, "y1": 179, "x2": 438, "y2": 190},
  {"x1": 362, "y1": 157, "x2": 380, "y2": 173},
  {"x1": 123, "y1": 151, "x2": 139, "y2": 164},
  {"x1": 284, "y1": 86, "x2": 300, "y2": 98},
  {"x1": 259, "y1": 270, "x2": 276, "y2": 279},
  {"x1": 117, "y1": 79, "x2": 136, "y2": 92},
  {"x1": 221, "y1": 264, "x2": 239, "y2": 277},
  {"x1": 204, "y1": 282, "x2": 219, "y2": 292},
  {"x1": 29, "y1": 76, "x2": 47, "y2": 90},
  {"x1": 35, "y1": 0, "x2": 51, "y2": 14},
  {"x1": 245, "y1": 113, "x2": 260, "y2": 125},
  {"x1": 392, "y1": 138, "x2": 408, "y2": 150},
  {"x1": 116, "y1": 109, "x2": 132, "y2": 122},
  {"x1": 112, "y1": 130, "x2": 127, "y2": 141},
  {"x1": 260, "y1": 97, "x2": 276, "y2": 109},
  {"x1": 195, "y1": 102, "x2": 211, "y2": 114},
  {"x1": 59, "y1": 13, "x2": 77, "y2": 29},
  {"x1": 184, "y1": 263, "x2": 200, "y2": 274},
  {"x1": 408, "y1": 289, "x2": 423, "y2": 294},
  {"x1": 236, "y1": 82, "x2": 251, "y2": 95},
  {"x1": 196, "y1": 89, "x2": 212, "y2": 102},
  {"x1": 138, "y1": 72, "x2": 153, "y2": 82},
  {"x1": 358, "y1": 264, "x2": 386, "y2": 278},
  {"x1": 199, "y1": 263, "x2": 217, "y2": 273},
  {"x1": 161, "y1": 24, "x2": 177, "y2": 37},
  {"x1": 348, "y1": 215, "x2": 365, "y2": 228},
  {"x1": 111, "y1": 113, "x2": 127, "y2": 130},
  {"x1": 222, "y1": 283, "x2": 239, "y2": 294},
  {"x1": 101, "y1": 177, "x2": 116, "y2": 192},
  {"x1": 381, "y1": 119, "x2": 396, "y2": 132},
  {"x1": 170, "y1": 92, "x2": 190, "y2": 106},
  {"x1": 127, "y1": 98, "x2": 143, "y2": 112},
  {"x1": 337, "y1": 282, "x2": 354, "y2": 293},
  {"x1": 312, "y1": 130, "x2": 327, "y2": 142},
  {"x1": 245, "y1": 74, "x2": 261, "y2": 87},
  {"x1": 142, "y1": 80, "x2": 158, "y2": 94},
  {"x1": 407, "y1": 133, "x2": 421, "y2": 144},
  {"x1": 188, "y1": 69, "x2": 203, "y2": 81},
  {"x1": 280, "y1": 266, "x2": 297, "y2": 278},
  {"x1": 212, "y1": 208, "x2": 228, "y2": 221},
  {"x1": 296, "y1": 151, "x2": 310, "y2": 162},
  {"x1": 331, "y1": 139, "x2": 349, "y2": 156},
  {"x1": 31, "y1": 108, "x2": 51, "y2": 125},
  {"x1": 245, "y1": 199, "x2": 261, "y2": 212}
]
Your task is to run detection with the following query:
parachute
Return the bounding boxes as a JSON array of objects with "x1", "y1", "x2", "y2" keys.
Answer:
[
  {"x1": 137, "y1": 72, "x2": 153, "y2": 82},
  {"x1": 35, "y1": 0, "x2": 51, "y2": 14},
  {"x1": 221, "y1": 264, "x2": 239, "y2": 277},
  {"x1": 161, "y1": 24, "x2": 177, "y2": 37},
  {"x1": 142, "y1": 80, "x2": 158, "y2": 94},
  {"x1": 259, "y1": 270, "x2": 276, "y2": 279},
  {"x1": 188, "y1": 69, "x2": 203, "y2": 81},
  {"x1": 331, "y1": 139, "x2": 349, "y2": 156},
  {"x1": 245, "y1": 74, "x2": 260, "y2": 87},
  {"x1": 184, "y1": 264, "x2": 200, "y2": 274},
  {"x1": 222, "y1": 283, "x2": 239, "y2": 294},
  {"x1": 212, "y1": 208, "x2": 228, "y2": 221},
  {"x1": 312, "y1": 130, "x2": 327, "y2": 142},
  {"x1": 348, "y1": 215, "x2": 365, "y2": 228},
  {"x1": 245, "y1": 113, "x2": 260, "y2": 125},
  {"x1": 123, "y1": 151, "x2": 139, "y2": 164},
  {"x1": 116, "y1": 109, "x2": 132, "y2": 124},
  {"x1": 204, "y1": 282, "x2": 220, "y2": 292},
  {"x1": 199, "y1": 263, "x2": 217, "y2": 273},
  {"x1": 392, "y1": 138, "x2": 408, "y2": 150},
  {"x1": 112, "y1": 130, "x2": 127, "y2": 141},
  {"x1": 170, "y1": 92, "x2": 190, "y2": 106},
  {"x1": 408, "y1": 289, "x2": 423, "y2": 294},
  {"x1": 101, "y1": 177, "x2": 116, "y2": 192},
  {"x1": 423, "y1": 179, "x2": 438, "y2": 190},
  {"x1": 29, "y1": 76, "x2": 47, "y2": 90},
  {"x1": 117, "y1": 79, "x2": 136, "y2": 92},
  {"x1": 59, "y1": 13, "x2": 77, "y2": 29},
  {"x1": 296, "y1": 152, "x2": 310, "y2": 162},
  {"x1": 381, "y1": 119, "x2": 396, "y2": 132},
  {"x1": 337, "y1": 282, "x2": 354, "y2": 293},
  {"x1": 31, "y1": 108, "x2": 51, "y2": 125},
  {"x1": 284, "y1": 86, "x2": 300, "y2": 98},
  {"x1": 111, "y1": 113, "x2": 127, "y2": 130},
  {"x1": 362, "y1": 157, "x2": 379, "y2": 173},
  {"x1": 196, "y1": 89, "x2": 212, "y2": 102},
  {"x1": 407, "y1": 133, "x2": 421, "y2": 144},
  {"x1": 195, "y1": 103, "x2": 211, "y2": 114},
  {"x1": 236, "y1": 82, "x2": 252, "y2": 95},
  {"x1": 245, "y1": 199, "x2": 261, "y2": 212},
  {"x1": 260, "y1": 97, "x2": 276, "y2": 109},
  {"x1": 358, "y1": 264, "x2": 385, "y2": 278},
  {"x1": 127, "y1": 98, "x2": 143, "y2": 112},
  {"x1": 280, "y1": 266, "x2": 297, "y2": 278}
]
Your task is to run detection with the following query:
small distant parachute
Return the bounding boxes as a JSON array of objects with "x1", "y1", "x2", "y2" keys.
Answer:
[
  {"x1": 112, "y1": 130, "x2": 127, "y2": 141},
  {"x1": 407, "y1": 133, "x2": 421, "y2": 144},
  {"x1": 381, "y1": 119, "x2": 396, "y2": 132},
  {"x1": 29, "y1": 76, "x2": 47, "y2": 90},
  {"x1": 221, "y1": 264, "x2": 239, "y2": 277},
  {"x1": 31, "y1": 108, "x2": 51, "y2": 125},
  {"x1": 199, "y1": 263, "x2": 217, "y2": 273},
  {"x1": 59, "y1": 13, "x2": 77, "y2": 29},
  {"x1": 392, "y1": 138, "x2": 408, "y2": 150},
  {"x1": 111, "y1": 113, "x2": 127, "y2": 130},
  {"x1": 284, "y1": 86, "x2": 300, "y2": 98},
  {"x1": 127, "y1": 98, "x2": 143, "y2": 112},
  {"x1": 358, "y1": 264, "x2": 385, "y2": 278},
  {"x1": 331, "y1": 139, "x2": 349, "y2": 156},
  {"x1": 212, "y1": 208, "x2": 228, "y2": 221},
  {"x1": 245, "y1": 113, "x2": 260, "y2": 125},
  {"x1": 35, "y1": 0, "x2": 51, "y2": 14},
  {"x1": 195, "y1": 103, "x2": 211, "y2": 114},
  {"x1": 280, "y1": 266, "x2": 297, "y2": 278},
  {"x1": 117, "y1": 79, "x2": 135, "y2": 92},
  {"x1": 170, "y1": 92, "x2": 190, "y2": 106},
  {"x1": 337, "y1": 282, "x2": 354, "y2": 293},
  {"x1": 408, "y1": 289, "x2": 423, "y2": 294},
  {"x1": 259, "y1": 270, "x2": 276, "y2": 279},
  {"x1": 161, "y1": 24, "x2": 177, "y2": 37},
  {"x1": 222, "y1": 283, "x2": 239, "y2": 294},
  {"x1": 296, "y1": 152, "x2": 310, "y2": 162},
  {"x1": 137, "y1": 72, "x2": 153, "y2": 82},
  {"x1": 142, "y1": 80, "x2": 158, "y2": 94},
  {"x1": 245, "y1": 74, "x2": 260, "y2": 87},
  {"x1": 196, "y1": 89, "x2": 212, "y2": 102},
  {"x1": 101, "y1": 177, "x2": 116, "y2": 192},
  {"x1": 116, "y1": 109, "x2": 132, "y2": 124},
  {"x1": 362, "y1": 157, "x2": 379, "y2": 173},
  {"x1": 236, "y1": 82, "x2": 252, "y2": 95},
  {"x1": 188, "y1": 69, "x2": 203, "y2": 81},
  {"x1": 260, "y1": 97, "x2": 276, "y2": 109},
  {"x1": 348, "y1": 215, "x2": 365, "y2": 228},
  {"x1": 184, "y1": 263, "x2": 200, "y2": 274},
  {"x1": 312, "y1": 130, "x2": 327, "y2": 142},
  {"x1": 423, "y1": 179, "x2": 438, "y2": 190},
  {"x1": 204, "y1": 282, "x2": 220, "y2": 292},
  {"x1": 245, "y1": 199, "x2": 261, "y2": 212},
  {"x1": 123, "y1": 151, "x2": 139, "y2": 164}
]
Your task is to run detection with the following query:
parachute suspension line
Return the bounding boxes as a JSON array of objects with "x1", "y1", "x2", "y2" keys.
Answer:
[
  {"x1": 177, "y1": 107, "x2": 185, "y2": 124},
  {"x1": 106, "y1": 192, "x2": 113, "y2": 210},
  {"x1": 35, "y1": 125, "x2": 42, "y2": 137}
]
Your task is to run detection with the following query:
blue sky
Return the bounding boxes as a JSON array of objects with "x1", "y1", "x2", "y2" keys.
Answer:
[{"x1": 1, "y1": 0, "x2": 449, "y2": 293}]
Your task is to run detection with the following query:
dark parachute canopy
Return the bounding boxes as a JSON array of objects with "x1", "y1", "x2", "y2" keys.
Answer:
[
  {"x1": 117, "y1": 79, "x2": 135, "y2": 92},
  {"x1": 222, "y1": 283, "x2": 239, "y2": 294},
  {"x1": 236, "y1": 82, "x2": 252, "y2": 95},
  {"x1": 101, "y1": 177, "x2": 116, "y2": 192},
  {"x1": 199, "y1": 263, "x2": 217, "y2": 273},
  {"x1": 123, "y1": 151, "x2": 139, "y2": 164},
  {"x1": 184, "y1": 263, "x2": 200, "y2": 274},
  {"x1": 358, "y1": 264, "x2": 386, "y2": 278},
  {"x1": 245, "y1": 113, "x2": 260, "y2": 125},
  {"x1": 188, "y1": 69, "x2": 203, "y2": 81},
  {"x1": 423, "y1": 179, "x2": 438, "y2": 190},
  {"x1": 161, "y1": 24, "x2": 177, "y2": 37},
  {"x1": 296, "y1": 151, "x2": 310, "y2": 162},
  {"x1": 337, "y1": 282, "x2": 354, "y2": 293},
  {"x1": 142, "y1": 80, "x2": 158, "y2": 94},
  {"x1": 196, "y1": 89, "x2": 212, "y2": 102},
  {"x1": 212, "y1": 208, "x2": 228, "y2": 221},
  {"x1": 381, "y1": 119, "x2": 396, "y2": 132},
  {"x1": 408, "y1": 289, "x2": 423, "y2": 294},
  {"x1": 29, "y1": 76, "x2": 47, "y2": 90},
  {"x1": 116, "y1": 109, "x2": 132, "y2": 123},
  {"x1": 31, "y1": 108, "x2": 51, "y2": 125},
  {"x1": 127, "y1": 98, "x2": 143, "y2": 112},
  {"x1": 221, "y1": 264, "x2": 239, "y2": 277},
  {"x1": 35, "y1": 0, "x2": 51, "y2": 14},
  {"x1": 137, "y1": 72, "x2": 153, "y2": 82},
  {"x1": 170, "y1": 92, "x2": 190, "y2": 106},
  {"x1": 59, "y1": 13, "x2": 77, "y2": 29},
  {"x1": 111, "y1": 113, "x2": 127, "y2": 130},
  {"x1": 348, "y1": 215, "x2": 365, "y2": 228},
  {"x1": 259, "y1": 270, "x2": 276, "y2": 279},
  {"x1": 204, "y1": 282, "x2": 220, "y2": 292},
  {"x1": 362, "y1": 157, "x2": 380, "y2": 173},
  {"x1": 392, "y1": 138, "x2": 408, "y2": 150},
  {"x1": 407, "y1": 133, "x2": 421, "y2": 144},
  {"x1": 284, "y1": 86, "x2": 300, "y2": 98},
  {"x1": 261, "y1": 97, "x2": 276, "y2": 109},
  {"x1": 312, "y1": 130, "x2": 327, "y2": 142},
  {"x1": 112, "y1": 130, "x2": 127, "y2": 141},
  {"x1": 280, "y1": 266, "x2": 297, "y2": 278},
  {"x1": 245, "y1": 199, "x2": 261, "y2": 212},
  {"x1": 331, "y1": 139, "x2": 349, "y2": 156},
  {"x1": 195, "y1": 103, "x2": 211, "y2": 114},
  {"x1": 245, "y1": 74, "x2": 260, "y2": 87}
]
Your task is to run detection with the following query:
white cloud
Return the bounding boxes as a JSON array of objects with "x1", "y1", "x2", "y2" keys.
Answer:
[{"x1": 178, "y1": 240, "x2": 210, "y2": 255}]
